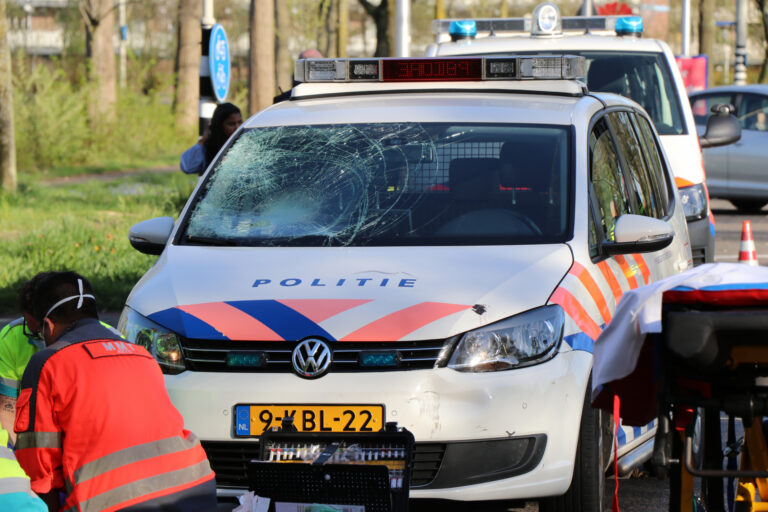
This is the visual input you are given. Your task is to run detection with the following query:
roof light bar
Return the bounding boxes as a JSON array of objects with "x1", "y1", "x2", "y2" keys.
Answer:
[{"x1": 294, "y1": 56, "x2": 585, "y2": 84}]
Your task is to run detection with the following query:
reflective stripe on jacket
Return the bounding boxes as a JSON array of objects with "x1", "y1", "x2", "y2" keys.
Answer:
[
  {"x1": 0, "y1": 427, "x2": 47, "y2": 511},
  {"x1": 14, "y1": 318, "x2": 215, "y2": 512}
]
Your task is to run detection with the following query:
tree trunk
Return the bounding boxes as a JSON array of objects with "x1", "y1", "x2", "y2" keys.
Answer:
[
  {"x1": 317, "y1": 0, "x2": 333, "y2": 58},
  {"x1": 699, "y1": 0, "x2": 715, "y2": 84},
  {"x1": 249, "y1": 0, "x2": 275, "y2": 115},
  {"x1": 337, "y1": 0, "x2": 349, "y2": 57},
  {"x1": 275, "y1": 0, "x2": 292, "y2": 93},
  {"x1": 326, "y1": 0, "x2": 338, "y2": 58},
  {"x1": 0, "y1": 0, "x2": 17, "y2": 193},
  {"x1": 358, "y1": 0, "x2": 389, "y2": 57},
  {"x1": 757, "y1": 0, "x2": 768, "y2": 82},
  {"x1": 435, "y1": 0, "x2": 446, "y2": 19},
  {"x1": 81, "y1": 0, "x2": 117, "y2": 118},
  {"x1": 174, "y1": 0, "x2": 202, "y2": 131}
]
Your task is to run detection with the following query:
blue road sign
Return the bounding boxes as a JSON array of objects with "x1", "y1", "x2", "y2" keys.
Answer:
[{"x1": 209, "y1": 24, "x2": 231, "y2": 103}]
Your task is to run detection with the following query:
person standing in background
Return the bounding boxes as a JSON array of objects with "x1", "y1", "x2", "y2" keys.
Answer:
[{"x1": 180, "y1": 102, "x2": 243, "y2": 175}]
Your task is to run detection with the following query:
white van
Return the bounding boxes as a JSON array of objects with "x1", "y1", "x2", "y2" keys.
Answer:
[
  {"x1": 428, "y1": 2, "x2": 719, "y2": 265},
  {"x1": 120, "y1": 55, "x2": 692, "y2": 510}
]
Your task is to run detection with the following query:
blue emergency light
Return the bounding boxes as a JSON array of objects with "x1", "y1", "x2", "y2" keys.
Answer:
[
  {"x1": 616, "y1": 17, "x2": 643, "y2": 36},
  {"x1": 449, "y1": 20, "x2": 477, "y2": 41}
]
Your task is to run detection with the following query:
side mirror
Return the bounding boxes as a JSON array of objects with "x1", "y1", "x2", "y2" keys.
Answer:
[
  {"x1": 129, "y1": 217, "x2": 175, "y2": 255},
  {"x1": 699, "y1": 103, "x2": 741, "y2": 148},
  {"x1": 601, "y1": 214, "x2": 674, "y2": 255}
]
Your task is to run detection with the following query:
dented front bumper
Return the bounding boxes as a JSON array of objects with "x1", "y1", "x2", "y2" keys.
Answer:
[{"x1": 165, "y1": 349, "x2": 592, "y2": 501}]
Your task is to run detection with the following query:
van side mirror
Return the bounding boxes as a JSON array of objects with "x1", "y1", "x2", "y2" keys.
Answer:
[
  {"x1": 699, "y1": 103, "x2": 741, "y2": 148},
  {"x1": 601, "y1": 214, "x2": 674, "y2": 255},
  {"x1": 129, "y1": 217, "x2": 175, "y2": 255}
]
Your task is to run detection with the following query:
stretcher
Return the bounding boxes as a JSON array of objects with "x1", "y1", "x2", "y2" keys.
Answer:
[
  {"x1": 659, "y1": 289, "x2": 768, "y2": 512},
  {"x1": 590, "y1": 263, "x2": 768, "y2": 512}
]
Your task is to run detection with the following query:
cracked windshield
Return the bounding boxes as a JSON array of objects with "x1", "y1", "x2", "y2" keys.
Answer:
[{"x1": 183, "y1": 123, "x2": 571, "y2": 246}]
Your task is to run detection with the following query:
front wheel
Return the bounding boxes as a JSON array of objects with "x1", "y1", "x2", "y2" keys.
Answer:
[{"x1": 540, "y1": 390, "x2": 610, "y2": 512}]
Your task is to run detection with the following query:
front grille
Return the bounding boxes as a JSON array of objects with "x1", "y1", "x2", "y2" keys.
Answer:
[
  {"x1": 202, "y1": 440, "x2": 445, "y2": 489},
  {"x1": 183, "y1": 339, "x2": 447, "y2": 372}
]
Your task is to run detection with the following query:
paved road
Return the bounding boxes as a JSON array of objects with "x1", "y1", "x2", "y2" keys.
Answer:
[{"x1": 711, "y1": 198, "x2": 768, "y2": 264}]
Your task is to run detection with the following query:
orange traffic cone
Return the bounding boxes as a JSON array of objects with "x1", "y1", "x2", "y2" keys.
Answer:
[{"x1": 738, "y1": 220, "x2": 759, "y2": 266}]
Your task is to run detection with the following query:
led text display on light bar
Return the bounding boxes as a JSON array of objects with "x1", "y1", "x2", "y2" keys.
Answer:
[
  {"x1": 382, "y1": 59, "x2": 482, "y2": 81},
  {"x1": 294, "y1": 56, "x2": 586, "y2": 83}
]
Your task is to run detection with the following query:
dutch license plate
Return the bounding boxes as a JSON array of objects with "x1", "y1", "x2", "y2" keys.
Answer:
[{"x1": 234, "y1": 404, "x2": 385, "y2": 436}]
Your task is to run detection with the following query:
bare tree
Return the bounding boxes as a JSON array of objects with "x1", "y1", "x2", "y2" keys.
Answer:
[
  {"x1": 249, "y1": 0, "x2": 275, "y2": 115},
  {"x1": 0, "y1": 0, "x2": 16, "y2": 193},
  {"x1": 275, "y1": 0, "x2": 292, "y2": 93},
  {"x1": 699, "y1": 0, "x2": 715, "y2": 84},
  {"x1": 174, "y1": 0, "x2": 202, "y2": 130},
  {"x1": 78, "y1": 0, "x2": 117, "y2": 116},
  {"x1": 358, "y1": 0, "x2": 389, "y2": 57}
]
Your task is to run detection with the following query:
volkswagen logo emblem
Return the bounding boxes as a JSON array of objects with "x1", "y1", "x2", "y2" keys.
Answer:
[{"x1": 292, "y1": 339, "x2": 332, "y2": 379}]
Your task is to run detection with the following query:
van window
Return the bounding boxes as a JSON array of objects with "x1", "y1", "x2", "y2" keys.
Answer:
[
  {"x1": 633, "y1": 114, "x2": 671, "y2": 217},
  {"x1": 181, "y1": 123, "x2": 572, "y2": 247},
  {"x1": 607, "y1": 111, "x2": 659, "y2": 218},
  {"x1": 590, "y1": 118, "x2": 630, "y2": 242}
]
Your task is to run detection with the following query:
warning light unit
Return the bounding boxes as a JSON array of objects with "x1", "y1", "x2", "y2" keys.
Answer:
[{"x1": 295, "y1": 55, "x2": 585, "y2": 83}]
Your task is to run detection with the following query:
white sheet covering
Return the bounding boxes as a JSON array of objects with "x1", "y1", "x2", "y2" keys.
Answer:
[{"x1": 591, "y1": 262, "x2": 768, "y2": 402}]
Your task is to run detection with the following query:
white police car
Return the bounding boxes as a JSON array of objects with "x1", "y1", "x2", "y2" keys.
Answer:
[
  {"x1": 428, "y1": 2, "x2": 741, "y2": 265},
  {"x1": 120, "y1": 55, "x2": 692, "y2": 510}
]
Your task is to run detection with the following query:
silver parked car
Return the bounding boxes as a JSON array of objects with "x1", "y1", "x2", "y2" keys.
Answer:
[{"x1": 689, "y1": 85, "x2": 768, "y2": 212}]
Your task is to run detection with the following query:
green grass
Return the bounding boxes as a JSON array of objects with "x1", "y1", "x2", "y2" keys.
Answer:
[
  {"x1": 21, "y1": 156, "x2": 180, "y2": 183},
  {"x1": 0, "y1": 171, "x2": 197, "y2": 315}
]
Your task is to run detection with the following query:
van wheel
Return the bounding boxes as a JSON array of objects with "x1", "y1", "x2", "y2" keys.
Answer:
[
  {"x1": 540, "y1": 392, "x2": 610, "y2": 512},
  {"x1": 730, "y1": 199, "x2": 767, "y2": 212}
]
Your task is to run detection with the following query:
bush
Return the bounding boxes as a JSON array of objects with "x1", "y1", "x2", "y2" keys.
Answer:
[{"x1": 12, "y1": 57, "x2": 191, "y2": 173}]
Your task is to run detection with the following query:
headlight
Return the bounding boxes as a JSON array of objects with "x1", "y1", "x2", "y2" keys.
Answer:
[
  {"x1": 678, "y1": 183, "x2": 707, "y2": 221},
  {"x1": 117, "y1": 307, "x2": 186, "y2": 374},
  {"x1": 447, "y1": 305, "x2": 564, "y2": 372}
]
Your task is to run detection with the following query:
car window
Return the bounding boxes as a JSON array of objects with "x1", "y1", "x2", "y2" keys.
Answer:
[
  {"x1": 690, "y1": 93, "x2": 733, "y2": 126},
  {"x1": 739, "y1": 93, "x2": 768, "y2": 132},
  {"x1": 607, "y1": 111, "x2": 660, "y2": 218},
  {"x1": 590, "y1": 117, "x2": 630, "y2": 242},
  {"x1": 582, "y1": 52, "x2": 685, "y2": 135},
  {"x1": 181, "y1": 123, "x2": 572, "y2": 247},
  {"x1": 633, "y1": 114, "x2": 671, "y2": 218}
]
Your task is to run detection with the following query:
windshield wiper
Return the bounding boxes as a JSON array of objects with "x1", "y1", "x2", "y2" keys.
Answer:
[{"x1": 182, "y1": 235, "x2": 242, "y2": 246}]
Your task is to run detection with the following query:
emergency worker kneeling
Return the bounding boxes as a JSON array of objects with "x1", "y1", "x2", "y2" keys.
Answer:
[{"x1": 13, "y1": 271, "x2": 217, "y2": 511}]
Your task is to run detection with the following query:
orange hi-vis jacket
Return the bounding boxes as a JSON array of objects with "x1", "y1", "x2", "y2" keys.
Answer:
[{"x1": 14, "y1": 318, "x2": 216, "y2": 512}]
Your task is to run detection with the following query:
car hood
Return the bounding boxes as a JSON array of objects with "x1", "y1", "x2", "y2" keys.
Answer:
[{"x1": 129, "y1": 244, "x2": 573, "y2": 342}]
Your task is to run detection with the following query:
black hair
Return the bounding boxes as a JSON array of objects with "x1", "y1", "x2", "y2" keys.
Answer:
[
  {"x1": 18, "y1": 271, "x2": 55, "y2": 315},
  {"x1": 28, "y1": 271, "x2": 98, "y2": 325},
  {"x1": 205, "y1": 102, "x2": 241, "y2": 165}
]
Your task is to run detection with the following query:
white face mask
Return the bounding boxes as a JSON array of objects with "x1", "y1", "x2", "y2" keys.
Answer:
[{"x1": 40, "y1": 279, "x2": 95, "y2": 344}]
